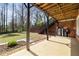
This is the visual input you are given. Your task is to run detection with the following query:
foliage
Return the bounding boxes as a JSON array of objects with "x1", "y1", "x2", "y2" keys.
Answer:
[
  {"x1": 8, "y1": 40, "x2": 17, "y2": 47},
  {"x1": 36, "y1": 19, "x2": 43, "y2": 27},
  {"x1": 0, "y1": 3, "x2": 26, "y2": 33}
]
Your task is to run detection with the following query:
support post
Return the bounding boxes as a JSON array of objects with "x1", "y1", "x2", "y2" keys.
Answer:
[
  {"x1": 26, "y1": 3, "x2": 30, "y2": 50},
  {"x1": 46, "y1": 13, "x2": 49, "y2": 40}
]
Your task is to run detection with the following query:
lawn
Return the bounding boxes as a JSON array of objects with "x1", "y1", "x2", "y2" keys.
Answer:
[
  {"x1": 0, "y1": 32, "x2": 26, "y2": 43},
  {"x1": 0, "y1": 32, "x2": 46, "y2": 43}
]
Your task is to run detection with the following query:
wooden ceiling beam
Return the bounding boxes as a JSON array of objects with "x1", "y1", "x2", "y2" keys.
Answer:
[
  {"x1": 58, "y1": 16, "x2": 76, "y2": 21},
  {"x1": 46, "y1": 4, "x2": 74, "y2": 12},
  {"x1": 56, "y1": 3, "x2": 65, "y2": 19},
  {"x1": 47, "y1": 7, "x2": 79, "y2": 16},
  {"x1": 53, "y1": 11, "x2": 78, "y2": 18},
  {"x1": 48, "y1": 5, "x2": 79, "y2": 11},
  {"x1": 52, "y1": 12, "x2": 77, "y2": 20},
  {"x1": 39, "y1": 3, "x2": 48, "y2": 8},
  {"x1": 42, "y1": 4, "x2": 56, "y2": 10},
  {"x1": 36, "y1": 3, "x2": 44, "y2": 6},
  {"x1": 47, "y1": 11, "x2": 77, "y2": 21},
  {"x1": 33, "y1": 3, "x2": 78, "y2": 21},
  {"x1": 60, "y1": 3, "x2": 78, "y2": 9},
  {"x1": 61, "y1": 4, "x2": 79, "y2": 12}
]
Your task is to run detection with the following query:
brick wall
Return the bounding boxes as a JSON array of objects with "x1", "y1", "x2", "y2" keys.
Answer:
[
  {"x1": 48, "y1": 20, "x2": 76, "y2": 37},
  {"x1": 59, "y1": 20, "x2": 76, "y2": 37},
  {"x1": 48, "y1": 23, "x2": 57, "y2": 35}
]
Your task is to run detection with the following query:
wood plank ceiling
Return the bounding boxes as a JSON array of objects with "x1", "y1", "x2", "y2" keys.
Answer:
[{"x1": 34, "y1": 3, "x2": 79, "y2": 21}]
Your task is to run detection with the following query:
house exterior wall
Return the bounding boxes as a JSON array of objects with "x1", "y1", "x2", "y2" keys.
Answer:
[
  {"x1": 48, "y1": 19, "x2": 76, "y2": 38},
  {"x1": 48, "y1": 23, "x2": 57, "y2": 35}
]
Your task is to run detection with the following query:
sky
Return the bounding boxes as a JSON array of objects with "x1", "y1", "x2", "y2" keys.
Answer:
[
  {"x1": 0, "y1": 3, "x2": 51, "y2": 25},
  {"x1": 0, "y1": 3, "x2": 26, "y2": 24}
]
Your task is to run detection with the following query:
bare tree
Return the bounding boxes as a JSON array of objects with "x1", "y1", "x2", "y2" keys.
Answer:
[
  {"x1": 21, "y1": 3, "x2": 24, "y2": 31},
  {"x1": 12, "y1": 3, "x2": 15, "y2": 32},
  {"x1": 2, "y1": 4, "x2": 6, "y2": 32},
  {"x1": 1, "y1": 4, "x2": 4, "y2": 32},
  {"x1": 5, "y1": 3, "x2": 8, "y2": 32}
]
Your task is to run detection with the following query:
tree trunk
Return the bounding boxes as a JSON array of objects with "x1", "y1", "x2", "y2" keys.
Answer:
[
  {"x1": 12, "y1": 3, "x2": 15, "y2": 32},
  {"x1": 5, "y1": 3, "x2": 8, "y2": 32}
]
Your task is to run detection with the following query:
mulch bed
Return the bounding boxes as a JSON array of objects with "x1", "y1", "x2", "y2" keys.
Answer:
[
  {"x1": 0, "y1": 41, "x2": 26, "y2": 56},
  {"x1": 0, "y1": 38, "x2": 45, "y2": 56}
]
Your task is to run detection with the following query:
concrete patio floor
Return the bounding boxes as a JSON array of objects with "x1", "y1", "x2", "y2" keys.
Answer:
[{"x1": 9, "y1": 36, "x2": 79, "y2": 56}]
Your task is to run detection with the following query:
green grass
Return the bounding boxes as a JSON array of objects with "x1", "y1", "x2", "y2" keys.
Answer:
[
  {"x1": 0, "y1": 32, "x2": 46, "y2": 43},
  {"x1": 0, "y1": 32, "x2": 26, "y2": 43}
]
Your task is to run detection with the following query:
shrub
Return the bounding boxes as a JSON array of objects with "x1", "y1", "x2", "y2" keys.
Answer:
[{"x1": 8, "y1": 40, "x2": 17, "y2": 47}]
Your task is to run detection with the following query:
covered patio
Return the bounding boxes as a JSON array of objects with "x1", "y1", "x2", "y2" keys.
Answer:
[
  {"x1": 9, "y1": 36, "x2": 79, "y2": 56},
  {"x1": 10, "y1": 3, "x2": 79, "y2": 56}
]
